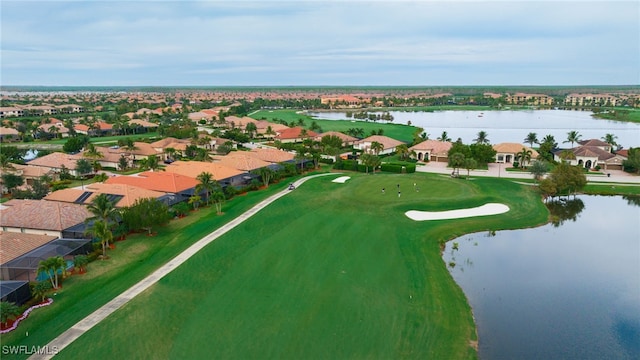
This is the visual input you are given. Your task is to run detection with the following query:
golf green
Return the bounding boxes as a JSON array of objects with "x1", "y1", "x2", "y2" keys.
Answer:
[{"x1": 58, "y1": 173, "x2": 548, "y2": 359}]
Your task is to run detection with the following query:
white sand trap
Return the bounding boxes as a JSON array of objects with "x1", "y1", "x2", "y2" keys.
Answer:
[
  {"x1": 405, "y1": 203, "x2": 509, "y2": 221},
  {"x1": 332, "y1": 176, "x2": 351, "y2": 183}
]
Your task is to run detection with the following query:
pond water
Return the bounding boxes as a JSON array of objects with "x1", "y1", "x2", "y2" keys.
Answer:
[
  {"x1": 442, "y1": 195, "x2": 640, "y2": 360},
  {"x1": 307, "y1": 110, "x2": 640, "y2": 148}
]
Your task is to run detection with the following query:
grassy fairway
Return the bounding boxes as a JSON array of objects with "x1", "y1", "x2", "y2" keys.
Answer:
[
  {"x1": 57, "y1": 173, "x2": 548, "y2": 359},
  {"x1": 250, "y1": 109, "x2": 418, "y2": 143}
]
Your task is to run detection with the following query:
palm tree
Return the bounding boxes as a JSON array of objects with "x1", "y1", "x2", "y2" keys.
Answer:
[
  {"x1": 73, "y1": 255, "x2": 89, "y2": 274},
  {"x1": 517, "y1": 148, "x2": 533, "y2": 168},
  {"x1": 449, "y1": 152, "x2": 465, "y2": 177},
  {"x1": 83, "y1": 143, "x2": 103, "y2": 161},
  {"x1": 524, "y1": 132, "x2": 539, "y2": 148},
  {"x1": 601, "y1": 133, "x2": 618, "y2": 151},
  {"x1": 395, "y1": 144, "x2": 410, "y2": 160},
  {"x1": 541, "y1": 134, "x2": 557, "y2": 148},
  {"x1": 211, "y1": 190, "x2": 226, "y2": 215},
  {"x1": 473, "y1": 130, "x2": 490, "y2": 144},
  {"x1": 37, "y1": 256, "x2": 65, "y2": 289},
  {"x1": 87, "y1": 193, "x2": 119, "y2": 224},
  {"x1": 438, "y1": 131, "x2": 451, "y2": 142},
  {"x1": 0, "y1": 301, "x2": 21, "y2": 328},
  {"x1": 564, "y1": 130, "x2": 582, "y2": 148},
  {"x1": 75, "y1": 159, "x2": 93, "y2": 189},
  {"x1": 31, "y1": 281, "x2": 52, "y2": 303},
  {"x1": 86, "y1": 220, "x2": 113, "y2": 259},
  {"x1": 370, "y1": 141, "x2": 384, "y2": 155},
  {"x1": 196, "y1": 172, "x2": 218, "y2": 206},
  {"x1": 245, "y1": 122, "x2": 257, "y2": 138}
]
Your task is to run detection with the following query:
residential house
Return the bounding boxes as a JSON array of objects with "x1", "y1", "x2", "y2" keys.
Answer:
[
  {"x1": 128, "y1": 119, "x2": 159, "y2": 133},
  {"x1": 0, "y1": 127, "x2": 20, "y2": 142},
  {"x1": 0, "y1": 164, "x2": 57, "y2": 194},
  {"x1": 149, "y1": 137, "x2": 191, "y2": 160},
  {"x1": 0, "y1": 107, "x2": 24, "y2": 118},
  {"x1": 0, "y1": 199, "x2": 92, "y2": 238},
  {"x1": 44, "y1": 182, "x2": 168, "y2": 208},
  {"x1": 163, "y1": 160, "x2": 248, "y2": 188},
  {"x1": 55, "y1": 104, "x2": 84, "y2": 114},
  {"x1": 409, "y1": 140, "x2": 452, "y2": 162},
  {"x1": 553, "y1": 139, "x2": 626, "y2": 170},
  {"x1": 354, "y1": 135, "x2": 405, "y2": 155},
  {"x1": 27, "y1": 152, "x2": 83, "y2": 177},
  {"x1": 215, "y1": 152, "x2": 273, "y2": 172},
  {"x1": 314, "y1": 131, "x2": 359, "y2": 146},
  {"x1": 36, "y1": 122, "x2": 70, "y2": 138},
  {"x1": 274, "y1": 127, "x2": 319, "y2": 144},
  {"x1": 106, "y1": 171, "x2": 199, "y2": 205},
  {"x1": 506, "y1": 93, "x2": 554, "y2": 106},
  {"x1": 74, "y1": 121, "x2": 114, "y2": 136},
  {"x1": 493, "y1": 143, "x2": 539, "y2": 164}
]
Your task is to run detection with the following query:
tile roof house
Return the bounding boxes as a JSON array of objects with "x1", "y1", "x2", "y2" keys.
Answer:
[
  {"x1": 150, "y1": 137, "x2": 191, "y2": 159},
  {"x1": 354, "y1": 135, "x2": 405, "y2": 155},
  {"x1": 106, "y1": 171, "x2": 198, "y2": 204},
  {"x1": 0, "y1": 199, "x2": 92, "y2": 238},
  {"x1": 128, "y1": 119, "x2": 159, "y2": 131},
  {"x1": 0, "y1": 127, "x2": 20, "y2": 142},
  {"x1": 553, "y1": 139, "x2": 626, "y2": 170},
  {"x1": 0, "y1": 164, "x2": 57, "y2": 193},
  {"x1": 36, "y1": 122, "x2": 70, "y2": 138},
  {"x1": 247, "y1": 148, "x2": 295, "y2": 163},
  {"x1": 409, "y1": 140, "x2": 453, "y2": 162},
  {"x1": 163, "y1": 160, "x2": 248, "y2": 187},
  {"x1": 274, "y1": 127, "x2": 319, "y2": 143},
  {"x1": 27, "y1": 152, "x2": 83, "y2": 176},
  {"x1": 314, "y1": 131, "x2": 359, "y2": 146},
  {"x1": 493, "y1": 143, "x2": 539, "y2": 164},
  {"x1": 215, "y1": 152, "x2": 273, "y2": 172},
  {"x1": 44, "y1": 182, "x2": 167, "y2": 208},
  {"x1": 0, "y1": 232, "x2": 58, "y2": 265}
]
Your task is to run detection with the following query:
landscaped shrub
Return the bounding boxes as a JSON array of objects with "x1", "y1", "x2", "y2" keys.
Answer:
[{"x1": 380, "y1": 162, "x2": 416, "y2": 173}]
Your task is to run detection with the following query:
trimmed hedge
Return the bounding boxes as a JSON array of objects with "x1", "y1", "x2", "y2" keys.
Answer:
[{"x1": 381, "y1": 162, "x2": 416, "y2": 173}]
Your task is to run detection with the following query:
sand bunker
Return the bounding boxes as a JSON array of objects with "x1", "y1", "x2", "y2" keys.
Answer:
[
  {"x1": 332, "y1": 176, "x2": 351, "y2": 183},
  {"x1": 405, "y1": 203, "x2": 509, "y2": 221}
]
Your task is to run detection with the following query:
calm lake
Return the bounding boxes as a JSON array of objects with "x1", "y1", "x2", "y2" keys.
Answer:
[
  {"x1": 307, "y1": 110, "x2": 640, "y2": 147},
  {"x1": 442, "y1": 195, "x2": 640, "y2": 360}
]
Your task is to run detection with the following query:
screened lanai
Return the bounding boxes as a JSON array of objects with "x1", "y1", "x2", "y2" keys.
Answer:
[{"x1": 0, "y1": 238, "x2": 92, "y2": 282}]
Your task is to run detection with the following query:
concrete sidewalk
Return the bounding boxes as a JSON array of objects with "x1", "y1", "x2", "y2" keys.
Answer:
[
  {"x1": 415, "y1": 161, "x2": 640, "y2": 184},
  {"x1": 29, "y1": 173, "x2": 335, "y2": 360}
]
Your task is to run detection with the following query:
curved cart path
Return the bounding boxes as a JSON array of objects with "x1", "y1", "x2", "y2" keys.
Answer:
[{"x1": 29, "y1": 173, "x2": 334, "y2": 360}]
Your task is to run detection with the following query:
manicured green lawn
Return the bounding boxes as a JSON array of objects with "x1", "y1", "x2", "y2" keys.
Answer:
[
  {"x1": 250, "y1": 109, "x2": 418, "y2": 143},
  {"x1": 54, "y1": 173, "x2": 548, "y2": 359},
  {"x1": 0, "y1": 179, "x2": 295, "y2": 360}
]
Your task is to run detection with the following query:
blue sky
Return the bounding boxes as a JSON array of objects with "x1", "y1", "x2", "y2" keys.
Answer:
[{"x1": 1, "y1": 1, "x2": 638, "y2": 86}]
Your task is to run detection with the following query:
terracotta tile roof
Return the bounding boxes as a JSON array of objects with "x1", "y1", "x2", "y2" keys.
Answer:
[
  {"x1": 106, "y1": 171, "x2": 198, "y2": 193},
  {"x1": 215, "y1": 152, "x2": 272, "y2": 171},
  {"x1": 5, "y1": 163, "x2": 56, "y2": 178},
  {"x1": 0, "y1": 127, "x2": 19, "y2": 136},
  {"x1": 275, "y1": 126, "x2": 319, "y2": 140},
  {"x1": 315, "y1": 131, "x2": 359, "y2": 143},
  {"x1": 248, "y1": 148, "x2": 295, "y2": 163},
  {"x1": 0, "y1": 231, "x2": 58, "y2": 264},
  {"x1": 493, "y1": 143, "x2": 540, "y2": 158},
  {"x1": 409, "y1": 140, "x2": 452, "y2": 155},
  {"x1": 164, "y1": 160, "x2": 245, "y2": 181},
  {"x1": 572, "y1": 146, "x2": 615, "y2": 160},
  {"x1": 128, "y1": 119, "x2": 158, "y2": 128},
  {"x1": 150, "y1": 137, "x2": 191, "y2": 149},
  {"x1": 616, "y1": 149, "x2": 629, "y2": 158},
  {"x1": 578, "y1": 139, "x2": 610, "y2": 147},
  {"x1": 356, "y1": 135, "x2": 405, "y2": 150},
  {"x1": 37, "y1": 123, "x2": 70, "y2": 134},
  {"x1": 28, "y1": 152, "x2": 81, "y2": 170},
  {"x1": 0, "y1": 199, "x2": 92, "y2": 232},
  {"x1": 45, "y1": 183, "x2": 166, "y2": 208}
]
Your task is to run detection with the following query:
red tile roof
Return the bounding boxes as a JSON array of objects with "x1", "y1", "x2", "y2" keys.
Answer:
[
  {"x1": 164, "y1": 160, "x2": 245, "y2": 181},
  {"x1": 106, "y1": 171, "x2": 198, "y2": 193},
  {"x1": 275, "y1": 127, "x2": 319, "y2": 140}
]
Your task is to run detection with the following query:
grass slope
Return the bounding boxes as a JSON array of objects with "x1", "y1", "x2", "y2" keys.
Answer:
[{"x1": 57, "y1": 173, "x2": 548, "y2": 359}]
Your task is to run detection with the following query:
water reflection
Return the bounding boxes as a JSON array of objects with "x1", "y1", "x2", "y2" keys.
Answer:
[
  {"x1": 546, "y1": 198, "x2": 585, "y2": 227},
  {"x1": 442, "y1": 195, "x2": 640, "y2": 360}
]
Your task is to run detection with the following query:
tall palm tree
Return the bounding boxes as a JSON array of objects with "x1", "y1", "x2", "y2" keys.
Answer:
[
  {"x1": 83, "y1": 143, "x2": 103, "y2": 161},
  {"x1": 196, "y1": 172, "x2": 218, "y2": 206},
  {"x1": 564, "y1": 130, "x2": 582, "y2": 148},
  {"x1": 86, "y1": 220, "x2": 113, "y2": 258},
  {"x1": 438, "y1": 131, "x2": 451, "y2": 142},
  {"x1": 395, "y1": 144, "x2": 410, "y2": 160},
  {"x1": 601, "y1": 133, "x2": 618, "y2": 152},
  {"x1": 370, "y1": 141, "x2": 384, "y2": 155},
  {"x1": 517, "y1": 148, "x2": 533, "y2": 168},
  {"x1": 473, "y1": 130, "x2": 490, "y2": 144},
  {"x1": 524, "y1": 132, "x2": 538, "y2": 148},
  {"x1": 87, "y1": 193, "x2": 119, "y2": 224}
]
